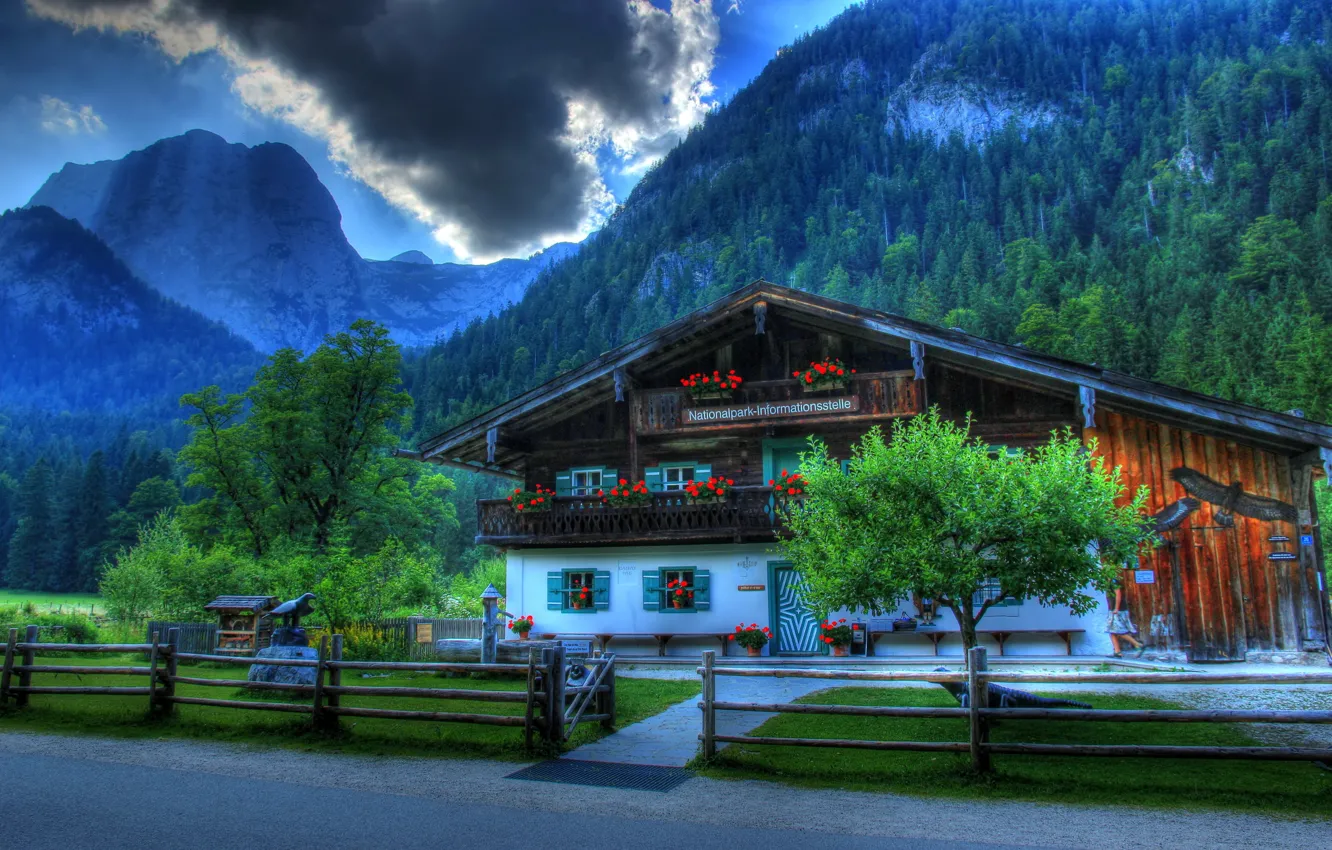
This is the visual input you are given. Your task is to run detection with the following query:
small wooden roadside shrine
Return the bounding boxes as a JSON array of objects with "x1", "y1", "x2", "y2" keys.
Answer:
[{"x1": 203, "y1": 595, "x2": 279, "y2": 656}]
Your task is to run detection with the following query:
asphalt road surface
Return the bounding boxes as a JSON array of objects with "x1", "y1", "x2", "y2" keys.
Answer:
[{"x1": 2, "y1": 749, "x2": 1029, "y2": 850}]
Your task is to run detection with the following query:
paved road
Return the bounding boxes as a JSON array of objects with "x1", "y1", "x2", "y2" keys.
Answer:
[
  {"x1": 1, "y1": 748, "x2": 1025, "y2": 850},
  {"x1": 1, "y1": 732, "x2": 1327, "y2": 850}
]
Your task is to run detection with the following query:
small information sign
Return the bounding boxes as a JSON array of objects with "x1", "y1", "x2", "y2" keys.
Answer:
[
  {"x1": 1301, "y1": 534, "x2": 1315, "y2": 546},
  {"x1": 737, "y1": 584, "x2": 766, "y2": 591},
  {"x1": 1133, "y1": 569, "x2": 1155, "y2": 584},
  {"x1": 560, "y1": 639, "x2": 592, "y2": 655},
  {"x1": 414, "y1": 623, "x2": 433, "y2": 644}
]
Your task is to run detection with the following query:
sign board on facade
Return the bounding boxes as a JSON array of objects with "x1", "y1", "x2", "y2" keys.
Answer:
[
  {"x1": 561, "y1": 639, "x2": 592, "y2": 654},
  {"x1": 1301, "y1": 534, "x2": 1315, "y2": 546},
  {"x1": 1268, "y1": 552, "x2": 1298, "y2": 561},
  {"x1": 415, "y1": 623, "x2": 433, "y2": 644},
  {"x1": 737, "y1": 584, "x2": 766, "y2": 591},
  {"x1": 1134, "y1": 570, "x2": 1155, "y2": 584},
  {"x1": 683, "y1": 396, "x2": 860, "y2": 426}
]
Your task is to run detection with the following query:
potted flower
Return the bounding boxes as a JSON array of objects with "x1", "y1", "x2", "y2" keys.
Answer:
[
  {"x1": 508, "y1": 614, "x2": 535, "y2": 639},
  {"x1": 570, "y1": 585, "x2": 593, "y2": 610},
  {"x1": 681, "y1": 369, "x2": 743, "y2": 402},
  {"x1": 769, "y1": 469, "x2": 805, "y2": 499},
  {"x1": 507, "y1": 484, "x2": 554, "y2": 513},
  {"x1": 600, "y1": 479, "x2": 653, "y2": 507},
  {"x1": 666, "y1": 578, "x2": 695, "y2": 609},
  {"x1": 820, "y1": 618, "x2": 853, "y2": 656},
  {"x1": 730, "y1": 623, "x2": 772, "y2": 657},
  {"x1": 795, "y1": 359, "x2": 855, "y2": 392},
  {"x1": 684, "y1": 475, "x2": 734, "y2": 504}
]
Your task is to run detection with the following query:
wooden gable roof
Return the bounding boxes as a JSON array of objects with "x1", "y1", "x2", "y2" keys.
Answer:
[{"x1": 410, "y1": 281, "x2": 1332, "y2": 476}]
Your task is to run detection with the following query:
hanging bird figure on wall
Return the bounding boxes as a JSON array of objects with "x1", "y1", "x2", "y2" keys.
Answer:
[
  {"x1": 1169, "y1": 467, "x2": 1297, "y2": 527},
  {"x1": 1147, "y1": 497, "x2": 1201, "y2": 533}
]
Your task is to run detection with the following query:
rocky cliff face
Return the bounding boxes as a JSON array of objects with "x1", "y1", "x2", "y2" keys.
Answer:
[
  {"x1": 28, "y1": 131, "x2": 578, "y2": 352},
  {"x1": 0, "y1": 205, "x2": 259, "y2": 413}
]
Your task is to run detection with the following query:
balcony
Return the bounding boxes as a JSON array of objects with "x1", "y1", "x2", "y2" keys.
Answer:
[
  {"x1": 476, "y1": 487, "x2": 790, "y2": 548},
  {"x1": 633, "y1": 370, "x2": 920, "y2": 435}
]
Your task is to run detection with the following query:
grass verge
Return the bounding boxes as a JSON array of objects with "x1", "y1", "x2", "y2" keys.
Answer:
[
  {"x1": 0, "y1": 590, "x2": 102, "y2": 616},
  {"x1": 0, "y1": 656, "x2": 698, "y2": 760},
  {"x1": 694, "y1": 686, "x2": 1332, "y2": 817}
]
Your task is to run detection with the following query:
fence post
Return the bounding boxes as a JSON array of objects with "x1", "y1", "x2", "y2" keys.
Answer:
[
  {"x1": 311, "y1": 634, "x2": 330, "y2": 732},
  {"x1": 162, "y1": 627, "x2": 179, "y2": 717},
  {"x1": 547, "y1": 645, "x2": 566, "y2": 745},
  {"x1": 15, "y1": 625, "x2": 37, "y2": 708},
  {"x1": 702, "y1": 649, "x2": 716, "y2": 759},
  {"x1": 524, "y1": 648, "x2": 538, "y2": 752},
  {"x1": 146, "y1": 630, "x2": 161, "y2": 716},
  {"x1": 1, "y1": 628, "x2": 17, "y2": 706},
  {"x1": 967, "y1": 645, "x2": 990, "y2": 773},
  {"x1": 600, "y1": 655, "x2": 616, "y2": 729},
  {"x1": 325, "y1": 633, "x2": 343, "y2": 733}
]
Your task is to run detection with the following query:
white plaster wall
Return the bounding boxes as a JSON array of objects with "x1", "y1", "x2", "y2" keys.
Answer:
[{"x1": 507, "y1": 544, "x2": 1115, "y2": 659}]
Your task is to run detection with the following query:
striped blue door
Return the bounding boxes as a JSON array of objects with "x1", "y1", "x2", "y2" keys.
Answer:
[{"x1": 774, "y1": 566, "x2": 820, "y2": 654}]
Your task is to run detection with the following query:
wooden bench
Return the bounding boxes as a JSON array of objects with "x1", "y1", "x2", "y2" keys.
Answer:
[
  {"x1": 537, "y1": 632, "x2": 733, "y2": 657},
  {"x1": 869, "y1": 627, "x2": 1085, "y2": 656}
]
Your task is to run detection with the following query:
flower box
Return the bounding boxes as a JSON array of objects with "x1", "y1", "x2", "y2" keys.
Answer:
[
  {"x1": 684, "y1": 475, "x2": 734, "y2": 504},
  {"x1": 507, "y1": 484, "x2": 553, "y2": 513},
  {"x1": 795, "y1": 359, "x2": 854, "y2": 392},
  {"x1": 681, "y1": 370, "x2": 743, "y2": 402},
  {"x1": 601, "y1": 479, "x2": 652, "y2": 507}
]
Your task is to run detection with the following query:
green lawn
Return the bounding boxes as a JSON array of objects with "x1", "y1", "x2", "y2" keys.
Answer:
[
  {"x1": 0, "y1": 656, "x2": 698, "y2": 760},
  {"x1": 0, "y1": 590, "x2": 103, "y2": 616},
  {"x1": 696, "y1": 686, "x2": 1332, "y2": 817}
]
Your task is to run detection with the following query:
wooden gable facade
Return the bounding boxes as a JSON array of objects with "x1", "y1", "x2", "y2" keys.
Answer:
[{"x1": 410, "y1": 282, "x2": 1332, "y2": 662}]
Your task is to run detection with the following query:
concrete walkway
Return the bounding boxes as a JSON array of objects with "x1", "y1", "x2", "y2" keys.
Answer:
[{"x1": 565, "y1": 659, "x2": 1332, "y2": 766}]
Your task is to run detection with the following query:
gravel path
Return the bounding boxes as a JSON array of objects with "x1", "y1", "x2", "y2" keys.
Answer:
[{"x1": 1, "y1": 731, "x2": 1328, "y2": 849}]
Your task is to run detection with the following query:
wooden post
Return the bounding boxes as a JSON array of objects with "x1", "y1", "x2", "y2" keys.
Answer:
[
  {"x1": 524, "y1": 648, "x2": 538, "y2": 751},
  {"x1": 702, "y1": 650, "x2": 716, "y2": 759},
  {"x1": 968, "y1": 645, "x2": 990, "y2": 772},
  {"x1": 326, "y1": 634, "x2": 343, "y2": 733},
  {"x1": 16, "y1": 625, "x2": 37, "y2": 708},
  {"x1": 1, "y1": 628, "x2": 17, "y2": 706},
  {"x1": 548, "y1": 645, "x2": 566, "y2": 744},
  {"x1": 162, "y1": 628, "x2": 179, "y2": 716},
  {"x1": 311, "y1": 634, "x2": 330, "y2": 732},
  {"x1": 601, "y1": 655, "x2": 617, "y2": 729},
  {"x1": 147, "y1": 630, "x2": 161, "y2": 716}
]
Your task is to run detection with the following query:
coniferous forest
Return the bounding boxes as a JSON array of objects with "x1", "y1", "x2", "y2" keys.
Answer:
[{"x1": 5, "y1": 0, "x2": 1332, "y2": 598}]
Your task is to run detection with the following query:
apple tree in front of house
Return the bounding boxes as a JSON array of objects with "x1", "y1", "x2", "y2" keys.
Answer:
[{"x1": 780, "y1": 409, "x2": 1152, "y2": 652}]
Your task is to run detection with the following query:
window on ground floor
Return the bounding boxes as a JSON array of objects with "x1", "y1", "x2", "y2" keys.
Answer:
[
  {"x1": 547, "y1": 569, "x2": 611, "y2": 612},
  {"x1": 642, "y1": 568, "x2": 711, "y2": 611}
]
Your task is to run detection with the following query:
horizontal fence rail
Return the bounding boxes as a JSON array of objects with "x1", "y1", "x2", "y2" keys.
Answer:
[
  {"x1": 1, "y1": 627, "x2": 617, "y2": 751},
  {"x1": 697, "y1": 648, "x2": 1332, "y2": 770}
]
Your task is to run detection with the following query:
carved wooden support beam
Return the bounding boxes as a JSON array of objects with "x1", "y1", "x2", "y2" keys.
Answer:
[
  {"x1": 754, "y1": 301, "x2": 768, "y2": 335},
  {"x1": 486, "y1": 427, "x2": 499, "y2": 463},
  {"x1": 1079, "y1": 386, "x2": 1096, "y2": 430},
  {"x1": 1322, "y1": 447, "x2": 1332, "y2": 486},
  {"x1": 909, "y1": 341, "x2": 925, "y2": 381},
  {"x1": 613, "y1": 368, "x2": 637, "y2": 403}
]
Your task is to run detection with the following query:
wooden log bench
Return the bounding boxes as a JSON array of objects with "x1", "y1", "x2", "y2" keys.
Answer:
[
  {"x1": 537, "y1": 632, "x2": 734, "y2": 657},
  {"x1": 868, "y1": 627, "x2": 1085, "y2": 656}
]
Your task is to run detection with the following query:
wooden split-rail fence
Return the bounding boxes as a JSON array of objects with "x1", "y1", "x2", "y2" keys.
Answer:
[
  {"x1": 0, "y1": 626, "x2": 614, "y2": 750},
  {"x1": 698, "y1": 647, "x2": 1332, "y2": 771}
]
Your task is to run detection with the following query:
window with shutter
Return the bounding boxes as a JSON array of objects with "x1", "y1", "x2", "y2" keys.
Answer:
[
  {"x1": 659, "y1": 567, "x2": 707, "y2": 612},
  {"x1": 555, "y1": 568, "x2": 598, "y2": 612},
  {"x1": 592, "y1": 570, "x2": 611, "y2": 610}
]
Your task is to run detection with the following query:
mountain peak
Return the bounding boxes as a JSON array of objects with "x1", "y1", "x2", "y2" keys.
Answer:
[{"x1": 388, "y1": 249, "x2": 434, "y2": 265}]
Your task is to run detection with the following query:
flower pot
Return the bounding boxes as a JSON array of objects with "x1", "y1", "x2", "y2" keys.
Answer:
[
  {"x1": 514, "y1": 633, "x2": 530, "y2": 641},
  {"x1": 671, "y1": 597, "x2": 684, "y2": 609},
  {"x1": 746, "y1": 646, "x2": 762, "y2": 657},
  {"x1": 832, "y1": 644, "x2": 848, "y2": 657},
  {"x1": 800, "y1": 380, "x2": 849, "y2": 393},
  {"x1": 688, "y1": 388, "x2": 733, "y2": 403}
]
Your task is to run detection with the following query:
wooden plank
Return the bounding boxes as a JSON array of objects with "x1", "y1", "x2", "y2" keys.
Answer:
[
  {"x1": 323, "y1": 685, "x2": 527, "y2": 701},
  {"x1": 982, "y1": 743, "x2": 1332, "y2": 761},
  {"x1": 984, "y1": 671, "x2": 1332, "y2": 684},
  {"x1": 979, "y1": 708, "x2": 1332, "y2": 723},
  {"x1": 169, "y1": 676, "x2": 316, "y2": 693},
  {"x1": 326, "y1": 660, "x2": 528, "y2": 673},
  {"x1": 14, "y1": 643, "x2": 155, "y2": 653},
  {"x1": 711, "y1": 735, "x2": 969, "y2": 753},
  {"x1": 326, "y1": 705, "x2": 527, "y2": 726},
  {"x1": 174, "y1": 652, "x2": 317, "y2": 667},
  {"x1": 166, "y1": 696, "x2": 314, "y2": 714},
  {"x1": 9, "y1": 686, "x2": 152, "y2": 696},
  {"x1": 707, "y1": 668, "x2": 967, "y2": 682},
  {"x1": 709, "y1": 701, "x2": 967, "y2": 719}
]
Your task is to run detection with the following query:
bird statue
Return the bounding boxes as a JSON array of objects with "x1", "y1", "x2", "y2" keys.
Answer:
[
  {"x1": 1147, "y1": 498, "x2": 1201, "y2": 533},
  {"x1": 272, "y1": 592, "x2": 316, "y2": 629},
  {"x1": 1169, "y1": 467, "x2": 1297, "y2": 527}
]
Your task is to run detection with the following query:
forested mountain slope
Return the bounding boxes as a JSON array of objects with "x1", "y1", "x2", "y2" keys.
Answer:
[{"x1": 405, "y1": 0, "x2": 1332, "y2": 441}]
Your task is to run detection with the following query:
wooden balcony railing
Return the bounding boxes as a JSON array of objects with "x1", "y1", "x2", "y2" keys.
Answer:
[
  {"x1": 633, "y1": 370, "x2": 920, "y2": 435},
  {"x1": 476, "y1": 487, "x2": 791, "y2": 547}
]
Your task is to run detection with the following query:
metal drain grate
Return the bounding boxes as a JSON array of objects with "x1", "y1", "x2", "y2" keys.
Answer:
[{"x1": 506, "y1": 759, "x2": 693, "y2": 792}]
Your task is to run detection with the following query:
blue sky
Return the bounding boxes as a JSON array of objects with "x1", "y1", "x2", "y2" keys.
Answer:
[{"x1": 1, "y1": 0, "x2": 855, "y2": 263}]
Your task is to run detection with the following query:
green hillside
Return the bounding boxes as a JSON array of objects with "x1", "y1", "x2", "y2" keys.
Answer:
[{"x1": 405, "y1": 0, "x2": 1332, "y2": 439}]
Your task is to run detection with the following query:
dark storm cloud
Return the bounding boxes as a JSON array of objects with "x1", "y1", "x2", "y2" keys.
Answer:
[{"x1": 27, "y1": 0, "x2": 718, "y2": 257}]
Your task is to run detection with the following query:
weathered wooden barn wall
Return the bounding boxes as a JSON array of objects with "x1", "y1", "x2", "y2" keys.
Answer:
[{"x1": 1086, "y1": 408, "x2": 1304, "y2": 661}]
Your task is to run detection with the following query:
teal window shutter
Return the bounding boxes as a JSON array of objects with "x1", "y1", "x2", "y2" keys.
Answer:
[
  {"x1": 555, "y1": 469, "x2": 573, "y2": 497},
  {"x1": 547, "y1": 571, "x2": 563, "y2": 610},
  {"x1": 840, "y1": 459, "x2": 850, "y2": 475},
  {"x1": 602, "y1": 467, "x2": 620, "y2": 489},
  {"x1": 693, "y1": 462, "x2": 711, "y2": 482},
  {"x1": 642, "y1": 570, "x2": 661, "y2": 610},
  {"x1": 593, "y1": 570, "x2": 611, "y2": 610},
  {"x1": 644, "y1": 467, "x2": 663, "y2": 491},
  {"x1": 693, "y1": 569, "x2": 711, "y2": 610}
]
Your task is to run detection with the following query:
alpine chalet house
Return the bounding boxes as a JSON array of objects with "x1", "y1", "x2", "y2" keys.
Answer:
[{"x1": 407, "y1": 283, "x2": 1332, "y2": 663}]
